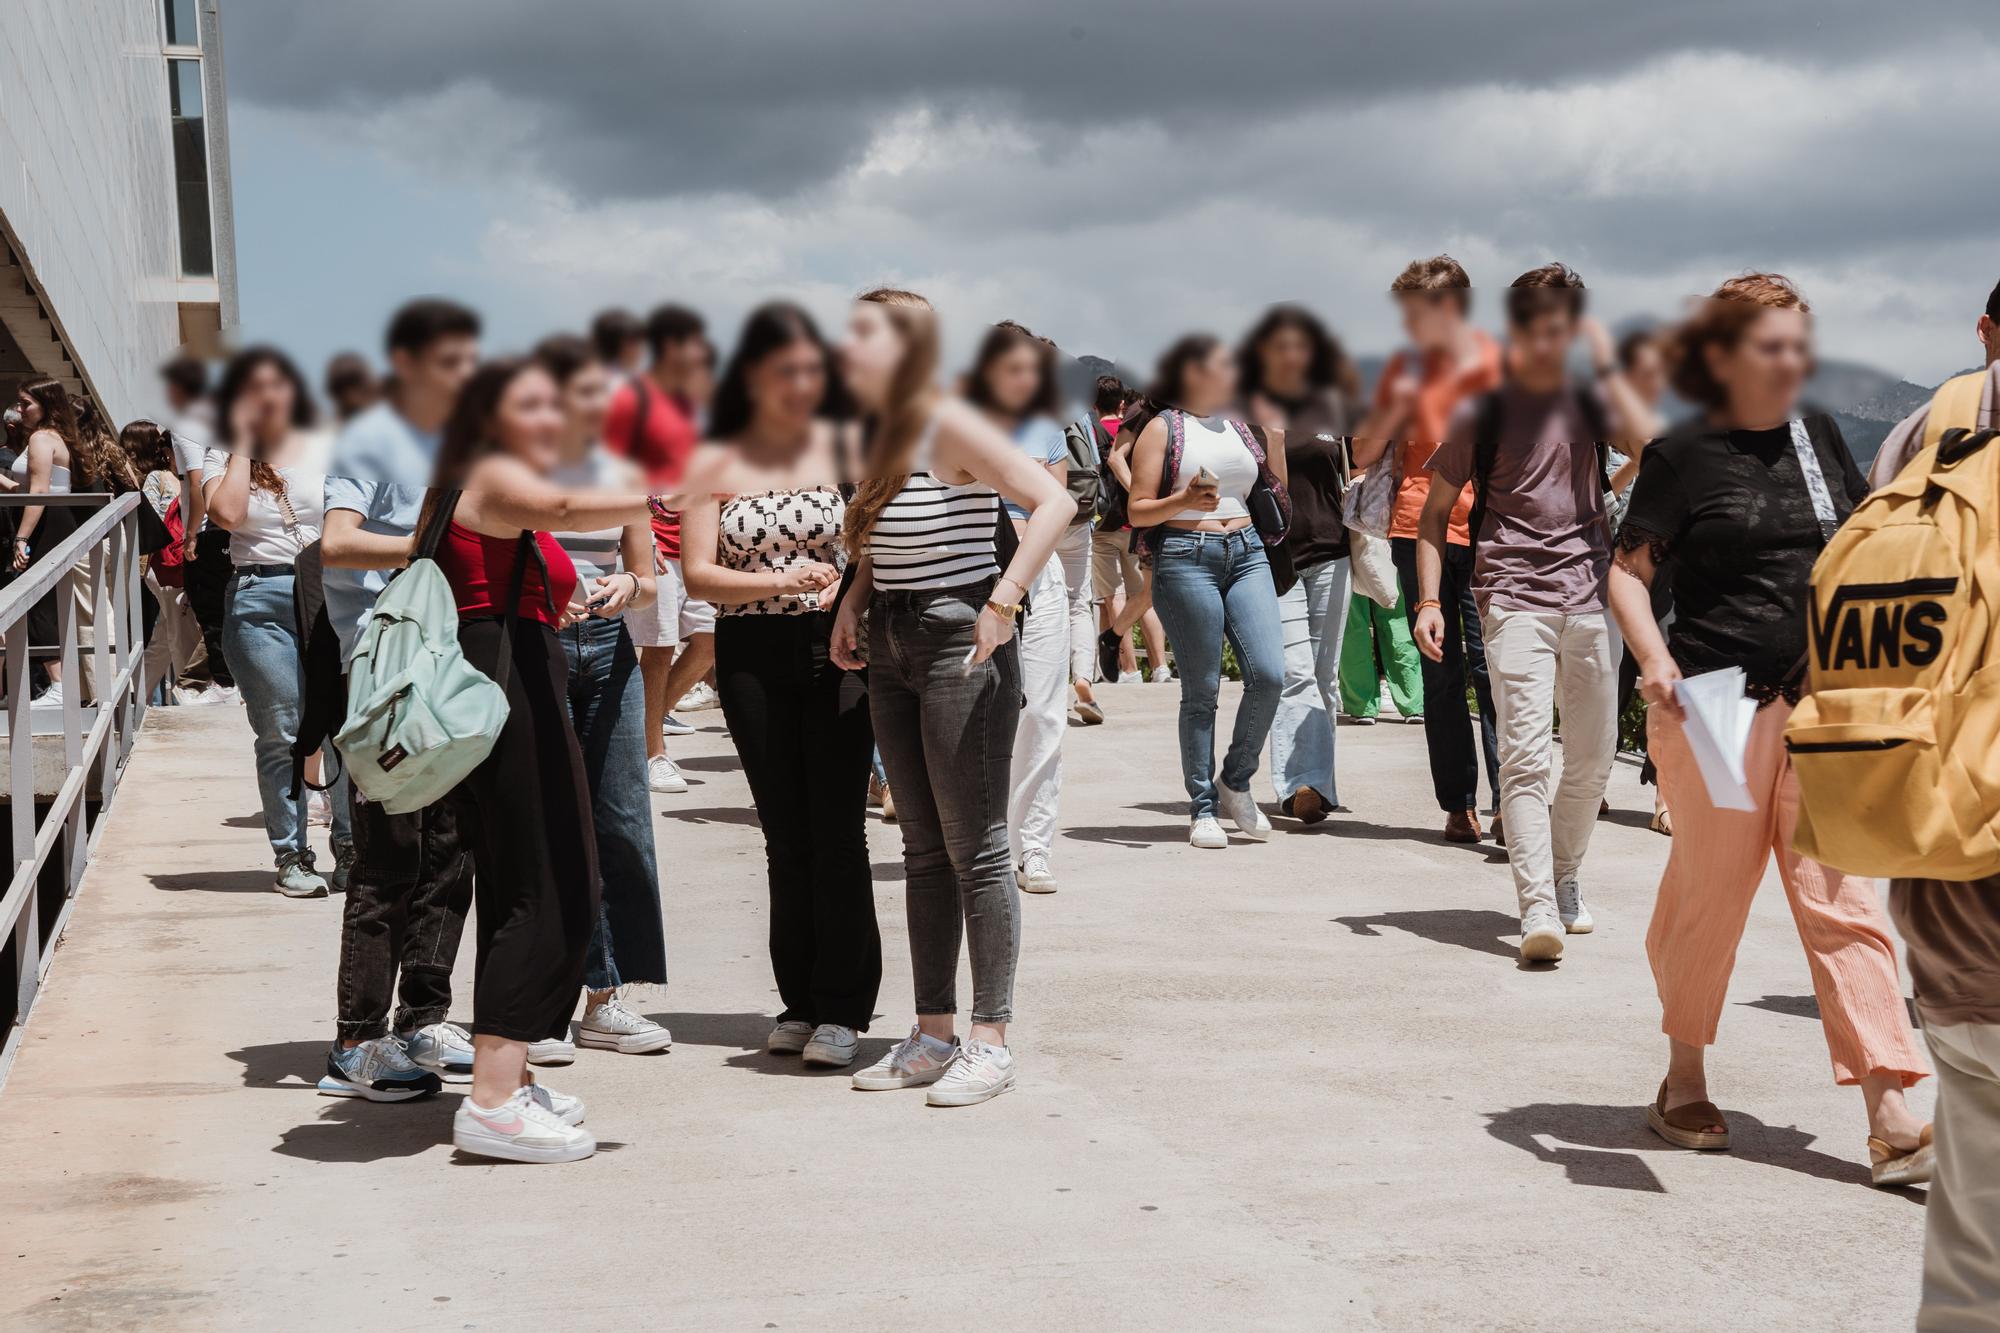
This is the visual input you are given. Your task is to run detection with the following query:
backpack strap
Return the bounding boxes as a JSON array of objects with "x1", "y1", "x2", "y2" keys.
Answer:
[
  {"x1": 1157, "y1": 409, "x2": 1187, "y2": 500},
  {"x1": 1463, "y1": 390, "x2": 1507, "y2": 547},
  {"x1": 1923, "y1": 372, "x2": 1988, "y2": 453},
  {"x1": 413, "y1": 487, "x2": 463, "y2": 562},
  {"x1": 488, "y1": 531, "x2": 547, "y2": 703},
  {"x1": 1786, "y1": 418, "x2": 1841, "y2": 545}
]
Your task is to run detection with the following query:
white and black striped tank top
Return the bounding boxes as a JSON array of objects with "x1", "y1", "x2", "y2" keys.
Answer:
[{"x1": 865, "y1": 417, "x2": 1000, "y2": 591}]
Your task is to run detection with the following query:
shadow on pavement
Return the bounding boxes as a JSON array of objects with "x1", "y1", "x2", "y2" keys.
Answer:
[
  {"x1": 646, "y1": 1011, "x2": 784, "y2": 1052},
  {"x1": 657, "y1": 806, "x2": 760, "y2": 827},
  {"x1": 1740, "y1": 993, "x2": 1920, "y2": 1028},
  {"x1": 1484, "y1": 1102, "x2": 1924, "y2": 1199},
  {"x1": 672, "y1": 753, "x2": 742, "y2": 773},
  {"x1": 1333, "y1": 908, "x2": 1521, "y2": 960},
  {"x1": 227, "y1": 1040, "x2": 331, "y2": 1089},
  {"x1": 149, "y1": 869, "x2": 278, "y2": 894},
  {"x1": 274, "y1": 1094, "x2": 458, "y2": 1163},
  {"x1": 222, "y1": 813, "x2": 264, "y2": 829}
]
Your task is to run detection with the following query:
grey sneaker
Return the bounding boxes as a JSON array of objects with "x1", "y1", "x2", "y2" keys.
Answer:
[
  {"x1": 400, "y1": 1021, "x2": 474, "y2": 1082},
  {"x1": 1556, "y1": 879, "x2": 1595, "y2": 934},
  {"x1": 802, "y1": 1023, "x2": 858, "y2": 1067},
  {"x1": 766, "y1": 1020, "x2": 815, "y2": 1055},
  {"x1": 1216, "y1": 785, "x2": 1271, "y2": 841},
  {"x1": 926, "y1": 1038, "x2": 1017, "y2": 1107},
  {"x1": 318, "y1": 1036, "x2": 441, "y2": 1102},
  {"x1": 274, "y1": 853, "x2": 328, "y2": 899},
  {"x1": 851, "y1": 1026, "x2": 959, "y2": 1091},
  {"x1": 1520, "y1": 906, "x2": 1566, "y2": 962},
  {"x1": 577, "y1": 997, "x2": 673, "y2": 1054}
]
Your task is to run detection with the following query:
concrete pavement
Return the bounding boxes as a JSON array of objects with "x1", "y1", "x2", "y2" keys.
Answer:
[{"x1": 0, "y1": 684, "x2": 1932, "y2": 1330}]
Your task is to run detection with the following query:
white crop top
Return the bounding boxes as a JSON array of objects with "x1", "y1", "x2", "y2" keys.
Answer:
[{"x1": 1169, "y1": 415, "x2": 1257, "y2": 521}]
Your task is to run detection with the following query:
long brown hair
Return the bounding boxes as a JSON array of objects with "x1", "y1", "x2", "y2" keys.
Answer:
[
  {"x1": 413, "y1": 357, "x2": 536, "y2": 540},
  {"x1": 72, "y1": 398, "x2": 141, "y2": 492},
  {"x1": 841, "y1": 287, "x2": 939, "y2": 559},
  {"x1": 1667, "y1": 272, "x2": 1812, "y2": 411},
  {"x1": 19, "y1": 376, "x2": 80, "y2": 452}
]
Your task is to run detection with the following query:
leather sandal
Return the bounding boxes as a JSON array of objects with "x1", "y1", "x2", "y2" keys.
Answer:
[
  {"x1": 1646, "y1": 1079, "x2": 1729, "y2": 1151},
  {"x1": 1868, "y1": 1123, "x2": 1934, "y2": 1187}
]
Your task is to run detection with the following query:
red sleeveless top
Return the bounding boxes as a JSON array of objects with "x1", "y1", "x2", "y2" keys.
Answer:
[{"x1": 434, "y1": 522, "x2": 578, "y2": 628}]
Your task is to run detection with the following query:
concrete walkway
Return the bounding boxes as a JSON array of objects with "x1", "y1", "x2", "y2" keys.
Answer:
[{"x1": 0, "y1": 685, "x2": 1931, "y2": 1330}]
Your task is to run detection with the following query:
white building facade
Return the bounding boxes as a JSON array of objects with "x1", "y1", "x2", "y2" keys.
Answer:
[{"x1": 0, "y1": 0, "x2": 237, "y2": 424}]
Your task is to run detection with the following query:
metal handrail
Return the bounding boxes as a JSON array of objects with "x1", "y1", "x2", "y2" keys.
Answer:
[{"x1": 0, "y1": 491, "x2": 148, "y2": 1086}]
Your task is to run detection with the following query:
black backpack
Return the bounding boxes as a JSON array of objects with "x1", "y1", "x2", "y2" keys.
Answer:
[
  {"x1": 1464, "y1": 385, "x2": 1613, "y2": 556},
  {"x1": 287, "y1": 539, "x2": 346, "y2": 799},
  {"x1": 1061, "y1": 418, "x2": 1102, "y2": 522}
]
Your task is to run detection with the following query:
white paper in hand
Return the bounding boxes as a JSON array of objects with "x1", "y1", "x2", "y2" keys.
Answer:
[{"x1": 1673, "y1": 667, "x2": 1757, "y2": 812}]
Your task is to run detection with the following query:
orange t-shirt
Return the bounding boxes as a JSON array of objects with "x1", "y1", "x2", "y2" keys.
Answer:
[{"x1": 1378, "y1": 332, "x2": 1503, "y2": 544}]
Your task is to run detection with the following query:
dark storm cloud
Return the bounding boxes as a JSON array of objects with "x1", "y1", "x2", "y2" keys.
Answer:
[{"x1": 223, "y1": 0, "x2": 1993, "y2": 200}]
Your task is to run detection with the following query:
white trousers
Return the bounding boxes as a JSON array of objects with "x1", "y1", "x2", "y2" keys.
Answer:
[
  {"x1": 1057, "y1": 521, "x2": 1095, "y2": 684},
  {"x1": 1009, "y1": 552, "x2": 1070, "y2": 862},
  {"x1": 1482, "y1": 606, "x2": 1619, "y2": 917}
]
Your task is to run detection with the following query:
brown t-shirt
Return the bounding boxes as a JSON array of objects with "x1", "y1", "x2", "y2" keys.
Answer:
[{"x1": 1890, "y1": 878, "x2": 2000, "y2": 1026}]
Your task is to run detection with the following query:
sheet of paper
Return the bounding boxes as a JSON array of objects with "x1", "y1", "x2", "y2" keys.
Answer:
[{"x1": 1673, "y1": 667, "x2": 1757, "y2": 812}]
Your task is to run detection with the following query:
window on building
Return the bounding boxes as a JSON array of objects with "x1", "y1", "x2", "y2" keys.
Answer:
[
  {"x1": 163, "y1": 0, "x2": 200, "y2": 48},
  {"x1": 167, "y1": 58, "x2": 213, "y2": 278}
]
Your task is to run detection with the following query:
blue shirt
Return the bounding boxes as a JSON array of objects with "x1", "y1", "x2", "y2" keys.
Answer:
[
  {"x1": 322, "y1": 401, "x2": 441, "y2": 662},
  {"x1": 1005, "y1": 416, "x2": 1067, "y2": 520}
]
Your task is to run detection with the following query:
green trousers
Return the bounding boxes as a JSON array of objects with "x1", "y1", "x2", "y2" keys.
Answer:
[{"x1": 1339, "y1": 586, "x2": 1424, "y2": 718}]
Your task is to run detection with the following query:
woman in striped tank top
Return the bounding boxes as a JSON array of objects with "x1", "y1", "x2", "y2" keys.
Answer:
[
  {"x1": 679, "y1": 302, "x2": 883, "y2": 1070},
  {"x1": 829, "y1": 288, "x2": 1075, "y2": 1108},
  {"x1": 536, "y1": 335, "x2": 672, "y2": 1059}
]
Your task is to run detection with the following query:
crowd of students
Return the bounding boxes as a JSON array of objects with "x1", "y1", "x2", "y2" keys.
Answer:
[{"x1": 11, "y1": 263, "x2": 2000, "y2": 1328}]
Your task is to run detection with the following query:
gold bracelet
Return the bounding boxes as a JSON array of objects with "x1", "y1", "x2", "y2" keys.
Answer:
[
  {"x1": 986, "y1": 599, "x2": 1021, "y2": 620},
  {"x1": 1414, "y1": 598, "x2": 1442, "y2": 614}
]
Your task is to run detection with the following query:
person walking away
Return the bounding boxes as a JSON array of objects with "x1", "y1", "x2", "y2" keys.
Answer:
[
  {"x1": 319, "y1": 299, "x2": 483, "y2": 1098},
  {"x1": 1239, "y1": 304, "x2": 1361, "y2": 824},
  {"x1": 8, "y1": 379, "x2": 85, "y2": 706},
  {"x1": 604, "y1": 304, "x2": 714, "y2": 794},
  {"x1": 965, "y1": 321, "x2": 1073, "y2": 892},
  {"x1": 202, "y1": 347, "x2": 353, "y2": 898},
  {"x1": 681, "y1": 302, "x2": 881, "y2": 1066},
  {"x1": 323, "y1": 352, "x2": 380, "y2": 426},
  {"x1": 1415, "y1": 265, "x2": 1649, "y2": 961},
  {"x1": 162, "y1": 354, "x2": 234, "y2": 701},
  {"x1": 1127, "y1": 336, "x2": 1289, "y2": 849},
  {"x1": 418, "y1": 357, "x2": 658, "y2": 1162},
  {"x1": 1607, "y1": 272, "x2": 1929, "y2": 1175},
  {"x1": 1094, "y1": 396, "x2": 1174, "y2": 682},
  {"x1": 830, "y1": 288, "x2": 1075, "y2": 1106},
  {"x1": 125, "y1": 421, "x2": 203, "y2": 698},
  {"x1": 534, "y1": 335, "x2": 671, "y2": 1058},
  {"x1": 1350, "y1": 255, "x2": 1503, "y2": 842}
]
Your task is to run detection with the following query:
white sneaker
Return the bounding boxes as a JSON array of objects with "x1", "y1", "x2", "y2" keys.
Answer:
[
  {"x1": 1216, "y1": 785, "x2": 1272, "y2": 842},
  {"x1": 647, "y1": 754, "x2": 689, "y2": 794},
  {"x1": 802, "y1": 1023, "x2": 858, "y2": 1067},
  {"x1": 1520, "y1": 906, "x2": 1566, "y2": 962},
  {"x1": 1116, "y1": 670, "x2": 1143, "y2": 685},
  {"x1": 1018, "y1": 848, "x2": 1058, "y2": 895},
  {"x1": 766, "y1": 1019, "x2": 815, "y2": 1055},
  {"x1": 452, "y1": 1086, "x2": 596, "y2": 1163},
  {"x1": 577, "y1": 997, "x2": 673, "y2": 1053},
  {"x1": 1556, "y1": 880, "x2": 1595, "y2": 934},
  {"x1": 1150, "y1": 667, "x2": 1173, "y2": 683},
  {"x1": 528, "y1": 1081, "x2": 586, "y2": 1127},
  {"x1": 851, "y1": 1026, "x2": 958, "y2": 1090},
  {"x1": 1189, "y1": 816, "x2": 1228, "y2": 850},
  {"x1": 926, "y1": 1038, "x2": 1016, "y2": 1107},
  {"x1": 209, "y1": 683, "x2": 241, "y2": 705},
  {"x1": 678, "y1": 682, "x2": 720, "y2": 712},
  {"x1": 35, "y1": 681, "x2": 65, "y2": 709},
  {"x1": 661, "y1": 712, "x2": 695, "y2": 736},
  {"x1": 273, "y1": 854, "x2": 329, "y2": 899},
  {"x1": 527, "y1": 1035, "x2": 576, "y2": 1066},
  {"x1": 400, "y1": 1020, "x2": 475, "y2": 1081}
]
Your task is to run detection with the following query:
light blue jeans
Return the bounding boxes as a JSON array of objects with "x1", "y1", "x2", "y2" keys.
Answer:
[
  {"x1": 1146, "y1": 529, "x2": 1286, "y2": 820},
  {"x1": 1269, "y1": 557, "x2": 1351, "y2": 808},
  {"x1": 223, "y1": 569, "x2": 351, "y2": 864}
]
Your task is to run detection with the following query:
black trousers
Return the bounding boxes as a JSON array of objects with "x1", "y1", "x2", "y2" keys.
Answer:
[
  {"x1": 1391, "y1": 535, "x2": 1501, "y2": 814},
  {"x1": 337, "y1": 758, "x2": 474, "y2": 1042},
  {"x1": 716, "y1": 612, "x2": 881, "y2": 1031},
  {"x1": 451, "y1": 617, "x2": 601, "y2": 1043},
  {"x1": 185, "y1": 524, "x2": 234, "y2": 685}
]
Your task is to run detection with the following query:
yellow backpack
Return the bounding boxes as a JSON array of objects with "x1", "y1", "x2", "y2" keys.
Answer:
[{"x1": 1787, "y1": 372, "x2": 2000, "y2": 878}]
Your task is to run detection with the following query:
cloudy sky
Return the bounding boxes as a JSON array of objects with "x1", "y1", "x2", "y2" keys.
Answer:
[{"x1": 224, "y1": 1, "x2": 2000, "y2": 387}]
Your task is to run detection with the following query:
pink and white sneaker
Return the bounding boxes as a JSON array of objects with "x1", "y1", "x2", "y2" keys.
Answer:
[{"x1": 452, "y1": 1087, "x2": 595, "y2": 1163}]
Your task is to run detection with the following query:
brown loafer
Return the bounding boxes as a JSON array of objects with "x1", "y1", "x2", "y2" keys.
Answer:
[
  {"x1": 1443, "y1": 809, "x2": 1480, "y2": 843},
  {"x1": 1647, "y1": 1079, "x2": 1730, "y2": 1151},
  {"x1": 1288, "y1": 788, "x2": 1328, "y2": 825}
]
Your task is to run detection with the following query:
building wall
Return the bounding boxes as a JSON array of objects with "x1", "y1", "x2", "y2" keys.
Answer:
[{"x1": 0, "y1": 0, "x2": 185, "y2": 423}]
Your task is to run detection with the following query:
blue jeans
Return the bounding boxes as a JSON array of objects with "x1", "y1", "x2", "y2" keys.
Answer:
[
  {"x1": 222, "y1": 569, "x2": 350, "y2": 863},
  {"x1": 1269, "y1": 557, "x2": 1350, "y2": 807},
  {"x1": 561, "y1": 614, "x2": 667, "y2": 991},
  {"x1": 1147, "y1": 529, "x2": 1286, "y2": 820}
]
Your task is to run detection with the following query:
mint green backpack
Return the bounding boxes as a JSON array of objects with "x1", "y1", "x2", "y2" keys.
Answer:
[{"x1": 334, "y1": 490, "x2": 527, "y2": 815}]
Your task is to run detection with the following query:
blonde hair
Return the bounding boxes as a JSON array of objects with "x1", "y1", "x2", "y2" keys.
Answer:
[{"x1": 842, "y1": 287, "x2": 939, "y2": 559}]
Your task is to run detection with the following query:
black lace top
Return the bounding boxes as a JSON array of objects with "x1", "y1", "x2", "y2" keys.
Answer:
[{"x1": 1615, "y1": 412, "x2": 1866, "y2": 705}]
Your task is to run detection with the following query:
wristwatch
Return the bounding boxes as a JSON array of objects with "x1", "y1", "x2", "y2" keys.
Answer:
[{"x1": 985, "y1": 599, "x2": 1021, "y2": 621}]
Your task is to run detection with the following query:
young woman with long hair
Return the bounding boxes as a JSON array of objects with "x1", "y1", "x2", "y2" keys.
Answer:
[
  {"x1": 829, "y1": 288, "x2": 1074, "y2": 1107},
  {"x1": 203, "y1": 347, "x2": 351, "y2": 897},
  {"x1": 1128, "y1": 335, "x2": 1289, "y2": 849},
  {"x1": 531, "y1": 334, "x2": 670, "y2": 1060},
  {"x1": 1237, "y1": 304, "x2": 1360, "y2": 825},
  {"x1": 964, "y1": 320, "x2": 1072, "y2": 893},
  {"x1": 1609, "y1": 273, "x2": 1930, "y2": 1184},
  {"x1": 681, "y1": 302, "x2": 881, "y2": 1068},
  {"x1": 9, "y1": 377, "x2": 86, "y2": 706},
  {"x1": 413, "y1": 357, "x2": 656, "y2": 1162},
  {"x1": 124, "y1": 420, "x2": 204, "y2": 698}
]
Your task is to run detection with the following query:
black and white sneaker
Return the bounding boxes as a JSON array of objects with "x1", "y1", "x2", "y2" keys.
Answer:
[{"x1": 318, "y1": 1037, "x2": 443, "y2": 1102}]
